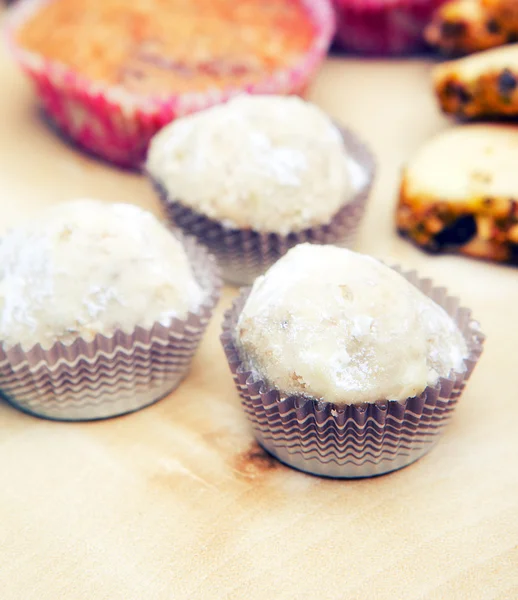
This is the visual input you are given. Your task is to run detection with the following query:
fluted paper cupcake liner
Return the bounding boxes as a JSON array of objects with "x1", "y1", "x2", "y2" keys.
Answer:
[
  {"x1": 5, "y1": 0, "x2": 335, "y2": 169},
  {"x1": 221, "y1": 266, "x2": 484, "y2": 478},
  {"x1": 0, "y1": 234, "x2": 221, "y2": 421},
  {"x1": 333, "y1": 0, "x2": 446, "y2": 55},
  {"x1": 152, "y1": 127, "x2": 375, "y2": 286}
]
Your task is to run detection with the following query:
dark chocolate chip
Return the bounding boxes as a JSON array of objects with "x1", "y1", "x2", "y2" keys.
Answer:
[
  {"x1": 509, "y1": 243, "x2": 518, "y2": 263},
  {"x1": 444, "y1": 80, "x2": 458, "y2": 97},
  {"x1": 498, "y1": 69, "x2": 517, "y2": 95},
  {"x1": 441, "y1": 21, "x2": 466, "y2": 38},
  {"x1": 457, "y1": 86, "x2": 473, "y2": 105},
  {"x1": 486, "y1": 19, "x2": 501, "y2": 34},
  {"x1": 442, "y1": 81, "x2": 473, "y2": 104},
  {"x1": 508, "y1": 32, "x2": 518, "y2": 43},
  {"x1": 433, "y1": 215, "x2": 477, "y2": 248}
]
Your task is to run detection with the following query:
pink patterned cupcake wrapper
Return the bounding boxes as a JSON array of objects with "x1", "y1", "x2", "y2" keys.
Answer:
[
  {"x1": 151, "y1": 127, "x2": 375, "y2": 286},
  {"x1": 221, "y1": 266, "x2": 484, "y2": 478},
  {"x1": 333, "y1": 0, "x2": 447, "y2": 54},
  {"x1": 5, "y1": 0, "x2": 335, "y2": 168},
  {"x1": 0, "y1": 234, "x2": 222, "y2": 421}
]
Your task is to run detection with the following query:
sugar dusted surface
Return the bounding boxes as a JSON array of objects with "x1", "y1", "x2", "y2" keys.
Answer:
[
  {"x1": 0, "y1": 199, "x2": 204, "y2": 350},
  {"x1": 146, "y1": 95, "x2": 352, "y2": 233},
  {"x1": 236, "y1": 244, "x2": 468, "y2": 405}
]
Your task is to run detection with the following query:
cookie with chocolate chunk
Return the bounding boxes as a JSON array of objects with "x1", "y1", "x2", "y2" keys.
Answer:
[
  {"x1": 396, "y1": 124, "x2": 518, "y2": 264},
  {"x1": 426, "y1": 0, "x2": 518, "y2": 55},
  {"x1": 433, "y1": 44, "x2": 518, "y2": 118}
]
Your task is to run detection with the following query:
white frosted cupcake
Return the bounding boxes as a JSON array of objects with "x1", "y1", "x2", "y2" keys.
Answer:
[
  {"x1": 0, "y1": 199, "x2": 220, "y2": 420},
  {"x1": 222, "y1": 244, "x2": 484, "y2": 478},
  {"x1": 147, "y1": 95, "x2": 375, "y2": 284}
]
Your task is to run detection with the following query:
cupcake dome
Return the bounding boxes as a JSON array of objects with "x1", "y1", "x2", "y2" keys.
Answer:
[
  {"x1": 0, "y1": 199, "x2": 204, "y2": 351},
  {"x1": 15, "y1": 0, "x2": 317, "y2": 94},
  {"x1": 0, "y1": 199, "x2": 220, "y2": 421},
  {"x1": 222, "y1": 244, "x2": 483, "y2": 478},
  {"x1": 147, "y1": 95, "x2": 352, "y2": 234},
  {"x1": 148, "y1": 94, "x2": 375, "y2": 285},
  {"x1": 236, "y1": 244, "x2": 468, "y2": 404}
]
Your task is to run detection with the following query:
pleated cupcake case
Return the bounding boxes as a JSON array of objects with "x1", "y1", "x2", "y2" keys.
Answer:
[
  {"x1": 153, "y1": 127, "x2": 376, "y2": 286},
  {"x1": 221, "y1": 267, "x2": 484, "y2": 478},
  {"x1": 0, "y1": 235, "x2": 221, "y2": 421}
]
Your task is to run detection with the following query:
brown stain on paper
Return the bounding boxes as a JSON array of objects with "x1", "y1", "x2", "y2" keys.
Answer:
[{"x1": 233, "y1": 441, "x2": 281, "y2": 479}]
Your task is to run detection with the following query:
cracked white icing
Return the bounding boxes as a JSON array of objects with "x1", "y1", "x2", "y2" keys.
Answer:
[
  {"x1": 0, "y1": 199, "x2": 204, "y2": 351},
  {"x1": 236, "y1": 244, "x2": 468, "y2": 405},
  {"x1": 146, "y1": 94, "x2": 352, "y2": 234}
]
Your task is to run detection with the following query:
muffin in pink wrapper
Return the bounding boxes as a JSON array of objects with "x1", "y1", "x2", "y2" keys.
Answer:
[
  {"x1": 333, "y1": 0, "x2": 447, "y2": 54},
  {"x1": 221, "y1": 244, "x2": 484, "y2": 478},
  {"x1": 0, "y1": 200, "x2": 221, "y2": 421},
  {"x1": 5, "y1": 0, "x2": 335, "y2": 169},
  {"x1": 147, "y1": 94, "x2": 375, "y2": 286}
]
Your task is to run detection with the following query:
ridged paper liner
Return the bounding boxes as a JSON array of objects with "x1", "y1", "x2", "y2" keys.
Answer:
[
  {"x1": 333, "y1": 0, "x2": 447, "y2": 55},
  {"x1": 0, "y1": 234, "x2": 221, "y2": 421},
  {"x1": 152, "y1": 127, "x2": 375, "y2": 286},
  {"x1": 221, "y1": 266, "x2": 484, "y2": 478},
  {"x1": 4, "y1": 0, "x2": 335, "y2": 169}
]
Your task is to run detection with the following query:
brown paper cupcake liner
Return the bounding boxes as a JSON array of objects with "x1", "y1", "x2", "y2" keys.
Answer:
[
  {"x1": 221, "y1": 266, "x2": 484, "y2": 478},
  {"x1": 151, "y1": 127, "x2": 375, "y2": 286},
  {"x1": 0, "y1": 234, "x2": 221, "y2": 421}
]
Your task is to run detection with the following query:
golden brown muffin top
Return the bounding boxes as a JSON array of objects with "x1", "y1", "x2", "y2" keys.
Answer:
[{"x1": 16, "y1": 0, "x2": 316, "y2": 94}]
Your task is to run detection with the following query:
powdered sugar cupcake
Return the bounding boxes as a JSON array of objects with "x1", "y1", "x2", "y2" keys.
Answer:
[
  {"x1": 0, "y1": 199, "x2": 220, "y2": 420},
  {"x1": 222, "y1": 244, "x2": 484, "y2": 478},
  {"x1": 147, "y1": 94, "x2": 375, "y2": 285}
]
